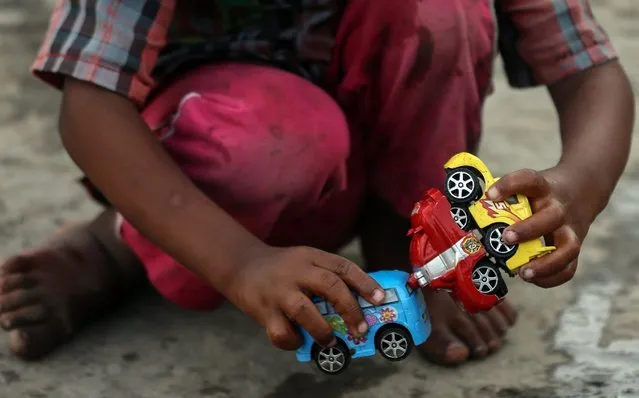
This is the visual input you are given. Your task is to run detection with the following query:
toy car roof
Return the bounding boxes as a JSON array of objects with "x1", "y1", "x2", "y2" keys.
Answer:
[{"x1": 309, "y1": 270, "x2": 410, "y2": 303}]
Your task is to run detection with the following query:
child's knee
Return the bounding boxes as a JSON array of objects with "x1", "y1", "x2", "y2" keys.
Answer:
[{"x1": 148, "y1": 64, "x2": 350, "y2": 208}]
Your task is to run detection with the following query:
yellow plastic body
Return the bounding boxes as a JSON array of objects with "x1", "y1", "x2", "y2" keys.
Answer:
[{"x1": 444, "y1": 152, "x2": 556, "y2": 272}]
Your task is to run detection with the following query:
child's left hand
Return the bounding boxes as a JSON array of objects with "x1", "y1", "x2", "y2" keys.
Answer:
[{"x1": 485, "y1": 167, "x2": 602, "y2": 288}]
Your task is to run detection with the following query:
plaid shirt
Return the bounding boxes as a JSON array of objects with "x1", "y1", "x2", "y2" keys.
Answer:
[{"x1": 32, "y1": 0, "x2": 617, "y2": 106}]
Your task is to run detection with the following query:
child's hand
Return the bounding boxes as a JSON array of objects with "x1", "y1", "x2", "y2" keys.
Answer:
[
  {"x1": 225, "y1": 245, "x2": 386, "y2": 351},
  {"x1": 486, "y1": 167, "x2": 597, "y2": 288}
]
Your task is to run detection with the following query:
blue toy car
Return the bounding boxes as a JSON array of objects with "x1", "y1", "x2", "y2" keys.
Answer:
[{"x1": 295, "y1": 270, "x2": 431, "y2": 375}]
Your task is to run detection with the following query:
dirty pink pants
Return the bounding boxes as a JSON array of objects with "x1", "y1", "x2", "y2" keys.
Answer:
[{"x1": 119, "y1": 0, "x2": 495, "y2": 310}]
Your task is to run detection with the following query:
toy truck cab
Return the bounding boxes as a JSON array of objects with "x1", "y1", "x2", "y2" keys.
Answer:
[{"x1": 296, "y1": 270, "x2": 430, "y2": 375}]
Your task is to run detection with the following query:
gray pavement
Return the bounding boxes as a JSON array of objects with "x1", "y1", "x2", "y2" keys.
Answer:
[{"x1": 1, "y1": 0, "x2": 639, "y2": 397}]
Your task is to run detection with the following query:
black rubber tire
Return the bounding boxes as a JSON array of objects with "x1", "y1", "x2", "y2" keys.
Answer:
[
  {"x1": 450, "y1": 205, "x2": 474, "y2": 231},
  {"x1": 312, "y1": 339, "x2": 351, "y2": 375},
  {"x1": 375, "y1": 326, "x2": 413, "y2": 362},
  {"x1": 444, "y1": 167, "x2": 483, "y2": 204},
  {"x1": 482, "y1": 223, "x2": 518, "y2": 260},
  {"x1": 471, "y1": 260, "x2": 507, "y2": 296}
]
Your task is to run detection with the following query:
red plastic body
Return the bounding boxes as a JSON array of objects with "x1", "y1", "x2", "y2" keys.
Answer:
[{"x1": 407, "y1": 188, "x2": 502, "y2": 313}]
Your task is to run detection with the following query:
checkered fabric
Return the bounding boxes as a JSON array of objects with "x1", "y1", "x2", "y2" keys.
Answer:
[{"x1": 32, "y1": 0, "x2": 617, "y2": 105}]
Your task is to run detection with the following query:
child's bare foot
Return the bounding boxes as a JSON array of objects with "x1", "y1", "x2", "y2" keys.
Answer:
[
  {"x1": 359, "y1": 194, "x2": 518, "y2": 366},
  {"x1": 417, "y1": 290, "x2": 517, "y2": 365},
  {"x1": 0, "y1": 210, "x2": 144, "y2": 360}
]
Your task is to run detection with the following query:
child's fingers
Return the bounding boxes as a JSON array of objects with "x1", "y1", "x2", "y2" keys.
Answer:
[
  {"x1": 529, "y1": 261, "x2": 578, "y2": 288},
  {"x1": 518, "y1": 226, "x2": 580, "y2": 281},
  {"x1": 486, "y1": 169, "x2": 550, "y2": 200},
  {"x1": 282, "y1": 292, "x2": 335, "y2": 348},
  {"x1": 301, "y1": 267, "x2": 369, "y2": 337},
  {"x1": 311, "y1": 250, "x2": 385, "y2": 306},
  {"x1": 503, "y1": 200, "x2": 566, "y2": 244},
  {"x1": 265, "y1": 310, "x2": 303, "y2": 351}
]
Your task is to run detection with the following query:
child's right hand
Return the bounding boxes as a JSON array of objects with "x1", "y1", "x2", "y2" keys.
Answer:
[{"x1": 225, "y1": 245, "x2": 386, "y2": 351}]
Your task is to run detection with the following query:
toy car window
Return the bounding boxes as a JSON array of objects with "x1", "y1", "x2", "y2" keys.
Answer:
[
  {"x1": 383, "y1": 288, "x2": 399, "y2": 304},
  {"x1": 358, "y1": 297, "x2": 373, "y2": 308},
  {"x1": 315, "y1": 301, "x2": 328, "y2": 315},
  {"x1": 506, "y1": 195, "x2": 519, "y2": 205}
]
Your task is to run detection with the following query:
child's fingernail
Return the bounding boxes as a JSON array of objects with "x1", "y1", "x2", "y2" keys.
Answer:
[
  {"x1": 521, "y1": 268, "x2": 535, "y2": 280},
  {"x1": 487, "y1": 187, "x2": 500, "y2": 200},
  {"x1": 327, "y1": 338, "x2": 337, "y2": 347},
  {"x1": 372, "y1": 289, "x2": 385, "y2": 304},
  {"x1": 358, "y1": 322, "x2": 369, "y2": 334},
  {"x1": 502, "y1": 230, "x2": 518, "y2": 243}
]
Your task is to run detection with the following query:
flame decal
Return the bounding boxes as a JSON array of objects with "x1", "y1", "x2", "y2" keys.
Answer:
[
  {"x1": 479, "y1": 199, "x2": 500, "y2": 218},
  {"x1": 479, "y1": 199, "x2": 522, "y2": 222}
]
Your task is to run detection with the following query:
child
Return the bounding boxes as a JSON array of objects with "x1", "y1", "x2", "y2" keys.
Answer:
[{"x1": 0, "y1": 0, "x2": 632, "y2": 365}]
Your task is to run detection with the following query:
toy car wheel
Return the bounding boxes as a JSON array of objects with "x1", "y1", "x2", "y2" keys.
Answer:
[
  {"x1": 471, "y1": 261, "x2": 504, "y2": 295},
  {"x1": 313, "y1": 340, "x2": 351, "y2": 375},
  {"x1": 444, "y1": 167, "x2": 482, "y2": 204},
  {"x1": 483, "y1": 223, "x2": 517, "y2": 259},
  {"x1": 376, "y1": 327, "x2": 413, "y2": 362},
  {"x1": 450, "y1": 205, "x2": 473, "y2": 231}
]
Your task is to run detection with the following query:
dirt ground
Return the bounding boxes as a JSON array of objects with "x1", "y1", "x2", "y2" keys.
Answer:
[{"x1": 1, "y1": 0, "x2": 639, "y2": 397}]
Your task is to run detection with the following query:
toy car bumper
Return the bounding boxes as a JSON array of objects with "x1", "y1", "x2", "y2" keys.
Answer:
[
  {"x1": 408, "y1": 270, "x2": 430, "y2": 289},
  {"x1": 296, "y1": 351, "x2": 312, "y2": 363}
]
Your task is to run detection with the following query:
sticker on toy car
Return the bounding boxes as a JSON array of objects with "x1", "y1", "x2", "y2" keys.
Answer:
[
  {"x1": 461, "y1": 235, "x2": 481, "y2": 254},
  {"x1": 479, "y1": 199, "x2": 522, "y2": 222},
  {"x1": 480, "y1": 199, "x2": 507, "y2": 216}
]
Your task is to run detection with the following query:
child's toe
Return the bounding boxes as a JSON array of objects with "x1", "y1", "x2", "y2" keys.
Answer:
[
  {"x1": 1, "y1": 304, "x2": 48, "y2": 330},
  {"x1": 418, "y1": 327, "x2": 470, "y2": 366}
]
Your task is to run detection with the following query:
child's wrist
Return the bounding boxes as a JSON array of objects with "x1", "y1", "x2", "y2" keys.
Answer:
[
  {"x1": 199, "y1": 233, "x2": 270, "y2": 298},
  {"x1": 545, "y1": 164, "x2": 611, "y2": 218}
]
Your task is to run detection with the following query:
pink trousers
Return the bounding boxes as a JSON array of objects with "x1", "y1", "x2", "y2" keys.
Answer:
[{"x1": 119, "y1": 0, "x2": 495, "y2": 310}]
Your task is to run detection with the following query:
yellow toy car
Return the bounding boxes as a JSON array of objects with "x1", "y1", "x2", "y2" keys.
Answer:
[{"x1": 442, "y1": 152, "x2": 556, "y2": 275}]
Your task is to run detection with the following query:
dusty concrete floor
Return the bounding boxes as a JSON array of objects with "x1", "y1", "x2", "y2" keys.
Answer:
[{"x1": 1, "y1": 0, "x2": 639, "y2": 397}]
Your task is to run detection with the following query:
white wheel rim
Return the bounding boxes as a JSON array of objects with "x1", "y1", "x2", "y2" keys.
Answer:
[
  {"x1": 380, "y1": 332, "x2": 408, "y2": 359},
  {"x1": 447, "y1": 171, "x2": 476, "y2": 200},
  {"x1": 450, "y1": 207, "x2": 468, "y2": 229},
  {"x1": 488, "y1": 226, "x2": 515, "y2": 255},
  {"x1": 317, "y1": 347, "x2": 346, "y2": 373},
  {"x1": 472, "y1": 266, "x2": 500, "y2": 293}
]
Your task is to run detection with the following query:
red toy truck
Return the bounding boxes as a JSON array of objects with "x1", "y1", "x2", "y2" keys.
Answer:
[{"x1": 407, "y1": 189, "x2": 507, "y2": 313}]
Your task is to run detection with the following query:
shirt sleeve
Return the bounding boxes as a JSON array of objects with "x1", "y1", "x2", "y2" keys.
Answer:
[
  {"x1": 496, "y1": 0, "x2": 617, "y2": 88},
  {"x1": 31, "y1": 0, "x2": 176, "y2": 105}
]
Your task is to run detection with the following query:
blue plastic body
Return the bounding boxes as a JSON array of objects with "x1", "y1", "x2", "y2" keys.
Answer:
[{"x1": 295, "y1": 270, "x2": 431, "y2": 363}]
